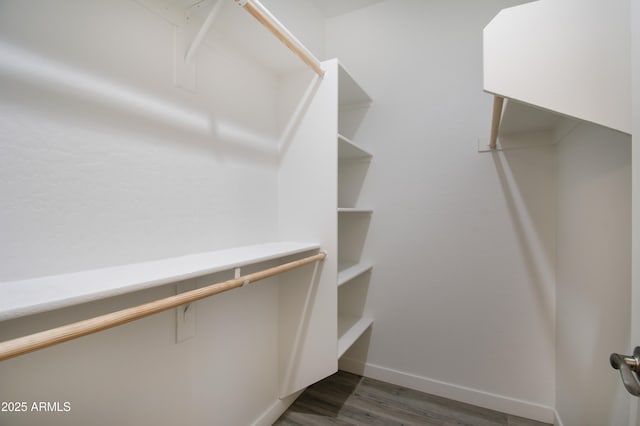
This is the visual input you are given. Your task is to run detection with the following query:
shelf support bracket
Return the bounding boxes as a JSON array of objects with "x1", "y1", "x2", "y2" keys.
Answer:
[
  {"x1": 175, "y1": 0, "x2": 223, "y2": 92},
  {"x1": 185, "y1": 0, "x2": 224, "y2": 64},
  {"x1": 489, "y1": 95, "x2": 504, "y2": 149}
]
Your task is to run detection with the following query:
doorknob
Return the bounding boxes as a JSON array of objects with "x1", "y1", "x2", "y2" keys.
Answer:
[{"x1": 611, "y1": 347, "x2": 640, "y2": 396}]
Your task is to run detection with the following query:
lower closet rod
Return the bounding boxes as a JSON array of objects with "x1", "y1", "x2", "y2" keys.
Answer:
[{"x1": 0, "y1": 251, "x2": 327, "y2": 362}]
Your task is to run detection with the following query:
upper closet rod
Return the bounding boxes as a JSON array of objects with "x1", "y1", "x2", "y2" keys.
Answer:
[
  {"x1": 235, "y1": 0, "x2": 325, "y2": 77},
  {"x1": 0, "y1": 251, "x2": 326, "y2": 362}
]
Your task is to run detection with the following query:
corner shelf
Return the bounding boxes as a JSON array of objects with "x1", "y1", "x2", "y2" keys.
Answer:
[
  {"x1": 483, "y1": 0, "x2": 631, "y2": 145},
  {"x1": 0, "y1": 241, "x2": 321, "y2": 321},
  {"x1": 338, "y1": 314, "x2": 373, "y2": 358}
]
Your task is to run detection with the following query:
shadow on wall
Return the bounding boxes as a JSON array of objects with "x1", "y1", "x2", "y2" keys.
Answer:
[
  {"x1": 492, "y1": 122, "x2": 632, "y2": 425},
  {"x1": 490, "y1": 143, "x2": 556, "y2": 347},
  {"x1": 0, "y1": 40, "x2": 294, "y2": 166}
]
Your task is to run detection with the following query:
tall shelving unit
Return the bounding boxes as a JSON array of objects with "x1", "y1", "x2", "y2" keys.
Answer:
[{"x1": 334, "y1": 61, "x2": 374, "y2": 359}]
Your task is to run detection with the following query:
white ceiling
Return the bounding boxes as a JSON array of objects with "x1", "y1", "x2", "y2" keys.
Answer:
[{"x1": 309, "y1": 0, "x2": 386, "y2": 18}]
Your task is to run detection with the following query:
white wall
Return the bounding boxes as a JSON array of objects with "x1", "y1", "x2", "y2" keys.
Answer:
[
  {"x1": 326, "y1": 0, "x2": 556, "y2": 421},
  {"x1": 0, "y1": 0, "x2": 280, "y2": 282},
  {"x1": 0, "y1": 0, "x2": 326, "y2": 424},
  {"x1": 555, "y1": 123, "x2": 631, "y2": 426}
]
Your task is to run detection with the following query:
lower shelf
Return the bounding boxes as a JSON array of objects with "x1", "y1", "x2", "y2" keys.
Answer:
[
  {"x1": 0, "y1": 241, "x2": 321, "y2": 321},
  {"x1": 338, "y1": 314, "x2": 373, "y2": 358}
]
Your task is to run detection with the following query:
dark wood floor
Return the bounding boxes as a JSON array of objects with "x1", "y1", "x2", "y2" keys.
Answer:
[{"x1": 274, "y1": 371, "x2": 552, "y2": 426}]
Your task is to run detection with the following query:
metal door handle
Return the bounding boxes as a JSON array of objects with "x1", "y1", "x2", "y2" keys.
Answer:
[{"x1": 611, "y1": 347, "x2": 640, "y2": 396}]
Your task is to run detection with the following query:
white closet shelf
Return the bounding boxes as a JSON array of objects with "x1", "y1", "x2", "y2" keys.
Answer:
[
  {"x1": 0, "y1": 241, "x2": 321, "y2": 321},
  {"x1": 338, "y1": 134, "x2": 372, "y2": 159},
  {"x1": 338, "y1": 61, "x2": 372, "y2": 106},
  {"x1": 338, "y1": 262, "x2": 373, "y2": 287},
  {"x1": 338, "y1": 208, "x2": 373, "y2": 214},
  {"x1": 483, "y1": 1, "x2": 631, "y2": 139},
  {"x1": 338, "y1": 314, "x2": 373, "y2": 358}
]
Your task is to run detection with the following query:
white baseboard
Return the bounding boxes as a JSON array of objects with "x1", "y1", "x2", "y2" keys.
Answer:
[
  {"x1": 554, "y1": 409, "x2": 565, "y2": 426},
  {"x1": 251, "y1": 391, "x2": 302, "y2": 426},
  {"x1": 339, "y1": 357, "x2": 555, "y2": 424}
]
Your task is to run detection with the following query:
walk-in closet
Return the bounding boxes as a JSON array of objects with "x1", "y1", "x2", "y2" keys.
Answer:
[{"x1": 1, "y1": 0, "x2": 638, "y2": 425}]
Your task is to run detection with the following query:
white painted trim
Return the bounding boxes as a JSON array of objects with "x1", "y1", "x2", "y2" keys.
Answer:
[
  {"x1": 554, "y1": 409, "x2": 565, "y2": 426},
  {"x1": 339, "y1": 357, "x2": 555, "y2": 424},
  {"x1": 250, "y1": 391, "x2": 302, "y2": 426}
]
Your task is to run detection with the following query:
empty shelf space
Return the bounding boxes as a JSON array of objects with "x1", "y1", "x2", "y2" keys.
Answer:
[
  {"x1": 338, "y1": 314, "x2": 373, "y2": 358},
  {"x1": 0, "y1": 241, "x2": 321, "y2": 321},
  {"x1": 338, "y1": 61, "x2": 372, "y2": 106},
  {"x1": 338, "y1": 134, "x2": 372, "y2": 159},
  {"x1": 338, "y1": 263, "x2": 373, "y2": 287}
]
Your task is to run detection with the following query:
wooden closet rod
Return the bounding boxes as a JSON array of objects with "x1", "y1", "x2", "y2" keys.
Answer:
[
  {"x1": 489, "y1": 95, "x2": 504, "y2": 149},
  {"x1": 0, "y1": 251, "x2": 327, "y2": 362},
  {"x1": 235, "y1": 0, "x2": 325, "y2": 77}
]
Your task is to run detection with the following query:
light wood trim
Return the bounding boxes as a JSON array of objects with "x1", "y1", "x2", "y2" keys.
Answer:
[
  {"x1": 241, "y1": 0, "x2": 325, "y2": 77},
  {"x1": 0, "y1": 252, "x2": 326, "y2": 361},
  {"x1": 490, "y1": 95, "x2": 504, "y2": 149}
]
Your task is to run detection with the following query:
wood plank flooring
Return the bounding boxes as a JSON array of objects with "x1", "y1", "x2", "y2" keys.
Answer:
[{"x1": 274, "y1": 371, "x2": 552, "y2": 426}]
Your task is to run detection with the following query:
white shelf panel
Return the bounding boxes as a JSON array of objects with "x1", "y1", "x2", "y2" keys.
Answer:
[
  {"x1": 0, "y1": 241, "x2": 321, "y2": 321},
  {"x1": 338, "y1": 134, "x2": 372, "y2": 159},
  {"x1": 338, "y1": 314, "x2": 373, "y2": 358},
  {"x1": 338, "y1": 61, "x2": 372, "y2": 106},
  {"x1": 338, "y1": 262, "x2": 373, "y2": 287},
  {"x1": 338, "y1": 208, "x2": 373, "y2": 214},
  {"x1": 483, "y1": 0, "x2": 630, "y2": 134}
]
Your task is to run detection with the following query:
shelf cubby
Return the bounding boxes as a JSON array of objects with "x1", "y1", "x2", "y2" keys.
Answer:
[
  {"x1": 338, "y1": 314, "x2": 373, "y2": 358},
  {"x1": 338, "y1": 262, "x2": 374, "y2": 287}
]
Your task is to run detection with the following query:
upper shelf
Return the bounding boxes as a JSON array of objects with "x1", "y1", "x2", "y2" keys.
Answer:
[
  {"x1": 0, "y1": 241, "x2": 320, "y2": 321},
  {"x1": 137, "y1": 0, "x2": 322, "y2": 76},
  {"x1": 338, "y1": 134, "x2": 372, "y2": 159},
  {"x1": 483, "y1": 0, "x2": 631, "y2": 135},
  {"x1": 338, "y1": 61, "x2": 372, "y2": 106}
]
